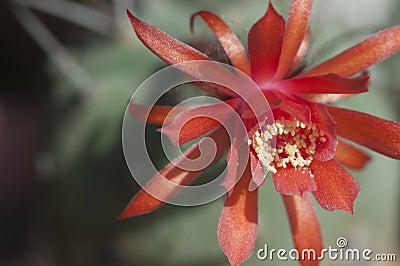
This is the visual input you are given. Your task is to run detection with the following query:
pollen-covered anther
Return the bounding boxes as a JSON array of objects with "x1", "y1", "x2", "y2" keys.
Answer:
[{"x1": 249, "y1": 118, "x2": 326, "y2": 174}]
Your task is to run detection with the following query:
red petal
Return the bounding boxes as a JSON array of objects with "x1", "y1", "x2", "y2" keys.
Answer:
[
  {"x1": 191, "y1": 11, "x2": 250, "y2": 75},
  {"x1": 272, "y1": 167, "x2": 317, "y2": 196},
  {"x1": 310, "y1": 159, "x2": 360, "y2": 214},
  {"x1": 222, "y1": 144, "x2": 239, "y2": 192},
  {"x1": 308, "y1": 103, "x2": 337, "y2": 161},
  {"x1": 262, "y1": 90, "x2": 283, "y2": 108},
  {"x1": 248, "y1": 3, "x2": 285, "y2": 84},
  {"x1": 302, "y1": 93, "x2": 353, "y2": 104},
  {"x1": 335, "y1": 140, "x2": 371, "y2": 170},
  {"x1": 126, "y1": 10, "x2": 233, "y2": 97},
  {"x1": 278, "y1": 73, "x2": 369, "y2": 94},
  {"x1": 119, "y1": 127, "x2": 230, "y2": 219},
  {"x1": 190, "y1": 81, "x2": 233, "y2": 98},
  {"x1": 127, "y1": 10, "x2": 207, "y2": 65},
  {"x1": 128, "y1": 102, "x2": 189, "y2": 125},
  {"x1": 249, "y1": 150, "x2": 265, "y2": 190},
  {"x1": 286, "y1": 28, "x2": 310, "y2": 77},
  {"x1": 242, "y1": 91, "x2": 281, "y2": 133},
  {"x1": 160, "y1": 99, "x2": 240, "y2": 145},
  {"x1": 274, "y1": 0, "x2": 313, "y2": 79},
  {"x1": 221, "y1": 120, "x2": 249, "y2": 191},
  {"x1": 282, "y1": 194, "x2": 322, "y2": 266},
  {"x1": 327, "y1": 106, "x2": 400, "y2": 159},
  {"x1": 272, "y1": 92, "x2": 311, "y2": 124},
  {"x1": 303, "y1": 25, "x2": 400, "y2": 77},
  {"x1": 218, "y1": 161, "x2": 258, "y2": 266}
]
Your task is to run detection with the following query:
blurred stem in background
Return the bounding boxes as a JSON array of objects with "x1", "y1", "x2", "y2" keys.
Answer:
[{"x1": 1, "y1": 0, "x2": 399, "y2": 265}]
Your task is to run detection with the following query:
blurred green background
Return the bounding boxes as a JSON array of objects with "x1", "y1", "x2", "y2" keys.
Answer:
[{"x1": 0, "y1": 0, "x2": 399, "y2": 265}]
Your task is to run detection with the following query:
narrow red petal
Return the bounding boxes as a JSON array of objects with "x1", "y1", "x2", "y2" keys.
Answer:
[
  {"x1": 327, "y1": 106, "x2": 400, "y2": 159},
  {"x1": 310, "y1": 160, "x2": 360, "y2": 214},
  {"x1": 127, "y1": 10, "x2": 208, "y2": 65},
  {"x1": 191, "y1": 11, "x2": 250, "y2": 75},
  {"x1": 249, "y1": 150, "x2": 265, "y2": 189},
  {"x1": 119, "y1": 127, "x2": 229, "y2": 219},
  {"x1": 221, "y1": 119, "x2": 249, "y2": 191},
  {"x1": 160, "y1": 117, "x2": 220, "y2": 145},
  {"x1": 303, "y1": 25, "x2": 400, "y2": 77},
  {"x1": 302, "y1": 93, "x2": 353, "y2": 104},
  {"x1": 222, "y1": 143, "x2": 239, "y2": 192},
  {"x1": 334, "y1": 140, "x2": 371, "y2": 170},
  {"x1": 278, "y1": 73, "x2": 369, "y2": 94},
  {"x1": 272, "y1": 167, "x2": 317, "y2": 196},
  {"x1": 286, "y1": 28, "x2": 310, "y2": 77},
  {"x1": 248, "y1": 3, "x2": 285, "y2": 84},
  {"x1": 160, "y1": 99, "x2": 240, "y2": 145},
  {"x1": 218, "y1": 161, "x2": 258, "y2": 266},
  {"x1": 191, "y1": 81, "x2": 233, "y2": 98},
  {"x1": 282, "y1": 193, "x2": 322, "y2": 266},
  {"x1": 274, "y1": 0, "x2": 313, "y2": 79},
  {"x1": 128, "y1": 102, "x2": 189, "y2": 125},
  {"x1": 126, "y1": 10, "x2": 233, "y2": 97}
]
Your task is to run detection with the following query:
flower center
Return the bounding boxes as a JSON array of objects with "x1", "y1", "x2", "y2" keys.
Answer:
[{"x1": 249, "y1": 118, "x2": 326, "y2": 174}]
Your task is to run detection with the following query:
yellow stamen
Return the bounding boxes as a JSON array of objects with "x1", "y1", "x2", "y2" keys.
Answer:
[{"x1": 249, "y1": 118, "x2": 326, "y2": 174}]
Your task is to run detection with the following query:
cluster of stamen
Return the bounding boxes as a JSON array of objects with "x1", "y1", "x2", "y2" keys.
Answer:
[{"x1": 249, "y1": 118, "x2": 326, "y2": 174}]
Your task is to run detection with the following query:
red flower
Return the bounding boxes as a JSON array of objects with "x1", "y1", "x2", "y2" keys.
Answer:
[{"x1": 120, "y1": 1, "x2": 400, "y2": 265}]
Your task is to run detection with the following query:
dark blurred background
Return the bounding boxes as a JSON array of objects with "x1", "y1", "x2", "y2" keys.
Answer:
[{"x1": 0, "y1": 0, "x2": 399, "y2": 265}]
